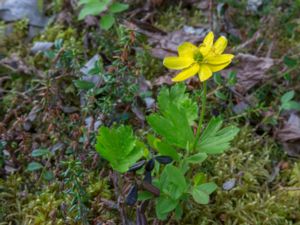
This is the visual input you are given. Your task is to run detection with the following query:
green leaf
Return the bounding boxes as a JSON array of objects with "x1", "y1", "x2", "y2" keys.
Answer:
[
  {"x1": 31, "y1": 148, "x2": 50, "y2": 157},
  {"x1": 158, "y1": 83, "x2": 198, "y2": 125},
  {"x1": 138, "y1": 191, "x2": 153, "y2": 201},
  {"x1": 281, "y1": 91, "x2": 295, "y2": 103},
  {"x1": 186, "y1": 152, "x2": 207, "y2": 164},
  {"x1": 147, "y1": 84, "x2": 197, "y2": 150},
  {"x1": 191, "y1": 182, "x2": 217, "y2": 204},
  {"x1": 43, "y1": 170, "x2": 54, "y2": 181},
  {"x1": 213, "y1": 73, "x2": 222, "y2": 85},
  {"x1": 95, "y1": 125, "x2": 144, "y2": 173},
  {"x1": 175, "y1": 204, "x2": 183, "y2": 220},
  {"x1": 193, "y1": 172, "x2": 206, "y2": 186},
  {"x1": 215, "y1": 90, "x2": 227, "y2": 101},
  {"x1": 156, "y1": 140, "x2": 180, "y2": 161},
  {"x1": 281, "y1": 101, "x2": 300, "y2": 111},
  {"x1": 78, "y1": 0, "x2": 108, "y2": 20},
  {"x1": 198, "y1": 182, "x2": 217, "y2": 195},
  {"x1": 109, "y1": 2, "x2": 129, "y2": 13},
  {"x1": 74, "y1": 80, "x2": 95, "y2": 90},
  {"x1": 196, "y1": 117, "x2": 239, "y2": 154},
  {"x1": 191, "y1": 188, "x2": 209, "y2": 204},
  {"x1": 147, "y1": 103, "x2": 194, "y2": 149},
  {"x1": 27, "y1": 162, "x2": 43, "y2": 172},
  {"x1": 100, "y1": 13, "x2": 115, "y2": 30},
  {"x1": 228, "y1": 71, "x2": 237, "y2": 86},
  {"x1": 155, "y1": 195, "x2": 178, "y2": 220},
  {"x1": 159, "y1": 165, "x2": 187, "y2": 200},
  {"x1": 284, "y1": 56, "x2": 297, "y2": 68}
]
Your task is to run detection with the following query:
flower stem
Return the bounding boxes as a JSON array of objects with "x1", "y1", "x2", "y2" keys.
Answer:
[{"x1": 193, "y1": 81, "x2": 207, "y2": 151}]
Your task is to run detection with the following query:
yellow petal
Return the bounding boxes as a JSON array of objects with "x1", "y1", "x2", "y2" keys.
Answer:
[
  {"x1": 203, "y1": 31, "x2": 214, "y2": 46},
  {"x1": 198, "y1": 64, "x2": 212, "y2": 82},
  {"x1": 172, "y1": 63, "x2": 200, "y2": 82},
  {"x1": 163, "y1": 57, "x2": 194, "y2": 70},
  {"x1": 178, "y1": 42, "x2": 198, "y2": 58},
  {"x1": 199, "y1": 31, "x2": 214, "y2": 57},
  {"x1": 208, "y1": 61, "x2": 231, "y2": 72},
  {"x1": 206, "y1": 54, "x2": 234, "y2": 65},
  {"x1": 213, "y1": 36, "x2": 227, "y2": 55}
]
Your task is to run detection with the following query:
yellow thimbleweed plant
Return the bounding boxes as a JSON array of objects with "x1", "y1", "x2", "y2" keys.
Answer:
[
  {"x1": 163, "y1": 31, "x2": 234, "y2": 82},
  {"x1": 164, "y1": 31, "x2": 235, "y2": 151},
  {"x1": 95, "y1": 31, "x2": 239, "y2": 221}
]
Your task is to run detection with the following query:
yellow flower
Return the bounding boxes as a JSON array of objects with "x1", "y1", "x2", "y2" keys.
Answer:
[{"x1": 163, "y1": 32, "x2": 234, "y2": 82}]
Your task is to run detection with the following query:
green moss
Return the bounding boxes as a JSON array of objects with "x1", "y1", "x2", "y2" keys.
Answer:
[
  {"x1": 38, "y1": 25, "x2": 77, "y2": 42},
  {"x1": 177, "y1": 127, "x2": 300, "y2": 225},
  {"x1": 0, "y1": 175, "x2": 26, "y2": 223},
  {"x1": 23, "y1": 187, "x2": 65, "y2": 225},
  {"x1": 135, "y1": 46, "x2": 164, "y2": 79},
  {"x1": 154, "y1": 4, "x2": 205, "y2": 32}
]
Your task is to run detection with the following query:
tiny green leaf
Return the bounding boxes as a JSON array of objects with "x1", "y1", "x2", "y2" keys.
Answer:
[
  {"x1": 100, "y1": 13, "x2": 115, "y2": 30},
  {"x1": 191, "y1": 188, "x2": 209, "y2": 204},
  {"x1": 281, "y1": 101, "x2": 300, "y2": 111},
  {"x1": 27, "y1": 162, "x2": 43, "y2": 172},
  {"x1": 74, "y1": 80, "x2": 95, "y2": 90},
  {"x1": 215, "y1": 90, "x2": 227, "y2": 101},
  {"x1": 175, "y1": 204, "x2": 183, "y2": 220},
  {"x1": 193, "y1": 172, "x2": 206, "y2": 186},
  {"x1": 281, "y1": 91, "x2": 295, "y2": 103},
  {"x1": 156, "y1": 195, "x2": 178, "y2": 220},
  {"x1": 31, "y1": 148, "x2": 50, "y2": 157},
  {"x1": 78, "y1": 0, "x2": 108, "y2": 20},
  {"x1": 213, "y1": 73, "x2": 222, "y2": 85},
  {"x1": 138, "y1": 191, "x2": 153, "y2": 201},
  {"x1": 43, "y1": 170, "x2": 54, "y2": 181},
  {"x1": 284, "y1": 56, "x2": 297, "y2": 68},
  {"x1": 156, "y1": 140, "x2": 180, "y2": 161},
  {"x1": 158, "y1": 165, "x2": 187, "y2": 200},
  {"x1": 109, "y1": 2, "x2": 129, "y2": 13},
  {"x1": 186, "y1": 152, "x2": 207, "y2": 164},
  {"x1": 198, "y1": 182, "x2": 217, "y2": 195}
]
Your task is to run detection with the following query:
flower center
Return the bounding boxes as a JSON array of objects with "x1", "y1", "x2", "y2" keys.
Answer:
[{"x1": 193, "y1": 51, "x2": 203, "y2": 63}]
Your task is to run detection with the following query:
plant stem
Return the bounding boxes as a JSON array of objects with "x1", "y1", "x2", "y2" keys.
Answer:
[{"x1": 193, "y1": 81, "x2": 207, "y2": 151}]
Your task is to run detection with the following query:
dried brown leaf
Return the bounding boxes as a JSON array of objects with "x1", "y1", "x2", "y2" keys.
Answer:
[
  {"x1": 276, "y1": 113, "x2": 300, "y2": 157},
  {"x1": 222, "y1": 53, "x2": 274, "y2": 94}
]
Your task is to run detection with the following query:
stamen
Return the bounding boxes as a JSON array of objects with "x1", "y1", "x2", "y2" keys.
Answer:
[{"x1": 194, "y1": 51, "x2": 203, "y2": 62}]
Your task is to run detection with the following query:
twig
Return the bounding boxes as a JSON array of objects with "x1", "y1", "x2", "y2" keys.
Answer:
[
  {"x1": 50, "y1": 47, "x2": 65, "y2": 69},
  {"x1": 209, "y1": 0, "x2": 213, "y2": 31},
  {"x1": 279, "y1": 187, "x2": 300, "y2": 191},
  {"x1": 234, "y1": 31, "x2": 261, "y2": 51},
  {"x1": 100, "y1": 198, "x2": 119, "y2": 209},
  {"x1": 266, "y1": 41, "x2": 274, "y2": 58},
  {"x1": 112, "y1": 171, "x2": 128, "y2": 225}
]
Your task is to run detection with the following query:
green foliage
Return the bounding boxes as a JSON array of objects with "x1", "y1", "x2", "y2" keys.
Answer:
[
  {"x1": 145, "y1": 84, "x2": 239, "y2": 220},
  {"x1": 27, "y1": 162, "x2": 43, "y2": 172},
  {"x1": 78, "y1": 0, "x2": 128, "y2": 30},
  {"x1": 196, "y1": 117, "x2": 240, "y2": 154},
  {"x1": 31, "y1": 148, "x2": 50, "y2": 157},
  {"x1": 147, "y1": 85, "x2": 196, "y2": 149},
  {"x1": 180, "y1": 127, "x2": 300, "y2": 225},
  {"x1": 155, "y1": 165, "x2": 187, "y2": 220},
  {"x1": 95, "y1": 125, "x2": 144, "y2": 173},
  {"x1": 280, "y1": 90, "x2": 300, "y2": 111},
  {"x1": 191, "y1": 182, "x2": 217, "y2": 204},
  {"x1": 158, "y1": 83, "x2": 198, "y2": 125},
  {"x1": 61, "y1": 160, "x2": 89, "y2": 224},
  {"x1": 100, "y1": 13, "x2": 115, "y2": 30}
]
